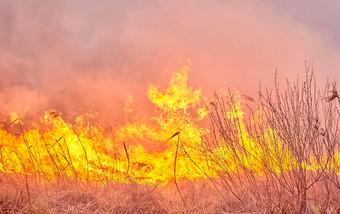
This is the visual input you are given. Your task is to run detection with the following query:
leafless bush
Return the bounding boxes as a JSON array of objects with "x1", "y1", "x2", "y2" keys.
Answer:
[
  {"x1": 259, "y1": 64, "x2": 340, "y2": 212},
  {"x1": 197, "y1": 64, "x2": 340, "y2": 213}
]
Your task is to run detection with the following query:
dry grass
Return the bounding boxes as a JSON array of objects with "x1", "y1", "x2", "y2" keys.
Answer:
[
  {"x1": 0, "y1": 173, "x2": 245, "y2": 214},
  {"x1": 1, "y1": 174, "x2": 339, "y2": 213}
]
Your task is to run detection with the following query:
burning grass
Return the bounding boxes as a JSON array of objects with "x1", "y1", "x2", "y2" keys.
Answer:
[{"x1": 0, "y1": 65, "x2": 339, "y2": 213}]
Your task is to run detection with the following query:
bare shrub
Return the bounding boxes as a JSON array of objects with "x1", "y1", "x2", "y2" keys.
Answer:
[
  {"x1": 197, "y1": 64, "x2": 340, "y2": 213},
  {"x1": 258, "y1": 64, "x2": 340, "y2": 212}
]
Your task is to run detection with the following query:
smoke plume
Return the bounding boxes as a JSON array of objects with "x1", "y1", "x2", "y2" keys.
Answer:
[{"x1": 0, "y1": 0, "x2": 339, "y2": 125}]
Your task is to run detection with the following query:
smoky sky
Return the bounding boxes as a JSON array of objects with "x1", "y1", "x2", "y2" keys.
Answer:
[
  {"x1": 272, "y1": 0, "x2": 340, "y2": 49},
  {"x1": 0, "y1": 0, "x2": 339, "y2": 124}
]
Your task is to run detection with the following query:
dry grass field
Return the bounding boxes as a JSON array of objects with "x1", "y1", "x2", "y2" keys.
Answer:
[{"x1": 0, "y1": 67, "x2": 339, "y2": 213}]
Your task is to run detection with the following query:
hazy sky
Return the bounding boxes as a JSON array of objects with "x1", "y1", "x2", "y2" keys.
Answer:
[
  {"x1": 0, "y1": 0, "x2": 339, "y2": 123},
  {"x1": 273, "y1": 0, "x2": 340, "y2": 49}
]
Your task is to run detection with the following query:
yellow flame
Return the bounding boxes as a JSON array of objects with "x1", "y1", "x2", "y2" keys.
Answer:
[
  {"x1": 0, "y1": 65, "x2": 337, "y2": 185},
  {"x1": 148, "y1": 66, "x2": 200, "y2": 113}
]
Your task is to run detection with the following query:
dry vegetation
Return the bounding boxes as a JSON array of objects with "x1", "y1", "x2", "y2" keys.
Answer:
[
  {"x1": 0, "y1": 66, "x2": 339, "y2": 213},
  {"x1": 194, "y1": 65, "x2": 340, "y2": 213},
  {"x1": 0, "y1": 174, "x2": 241, "y2": 213}
]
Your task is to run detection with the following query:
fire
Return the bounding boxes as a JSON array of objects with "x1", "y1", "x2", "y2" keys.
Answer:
[
  {"x1": 0, "y1": 66, "x2": 212, "y2": 185},
  {"x1": 0, "y1": 66, "x2": 337, "y2": 186}
]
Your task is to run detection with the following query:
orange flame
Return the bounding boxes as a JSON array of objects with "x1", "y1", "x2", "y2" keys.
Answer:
[
  {"x1": 0, "y1": 66, "x2": 211, "y2": 185},
  {"x1": 0, "y1": 66, "x2": 338, "y2": 185}
]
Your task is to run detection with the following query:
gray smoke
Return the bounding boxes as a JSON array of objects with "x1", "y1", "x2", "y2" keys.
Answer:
[{"x1": 0, "y1": 0, "x2": 339, "y2": 125}]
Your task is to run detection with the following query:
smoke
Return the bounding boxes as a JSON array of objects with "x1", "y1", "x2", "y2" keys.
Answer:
[
  {"x1": 0, "y1": 0, "x2": 339, "y2": 125},
  {"x1": 273, "y1": 0, "x2": 340, "y2": 50}
]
